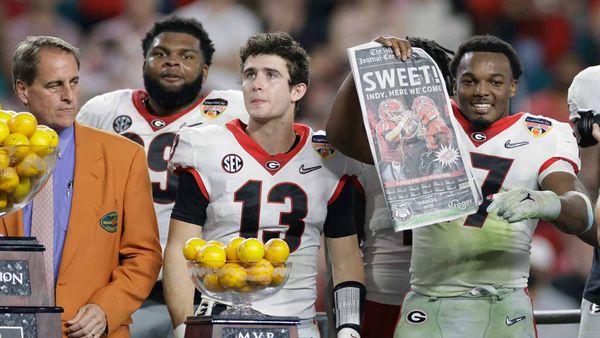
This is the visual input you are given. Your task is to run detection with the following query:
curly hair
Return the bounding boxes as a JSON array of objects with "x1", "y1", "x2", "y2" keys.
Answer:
[
  {"x1": 407, "y1": 37, "x2": 455, "y2": 95},
  {"x1": 450, "y1": 35, "x2": 522, "y2": 81},
  {"x1": 239, "y1": 32, "x2": 310, "y2": 86},
  {"x1": 141, "y1": 16, "x2": 215, "y2": 66}
]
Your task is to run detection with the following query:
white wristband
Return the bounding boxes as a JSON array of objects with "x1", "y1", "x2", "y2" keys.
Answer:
[
  {"x1": 570, "y1": 191, "x2": 594, "y2": 232},
  {"x1": 338, "y1": 327, "x2": 360, "y2": 338}
]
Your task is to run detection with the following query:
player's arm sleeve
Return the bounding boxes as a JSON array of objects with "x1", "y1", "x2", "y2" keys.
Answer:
[
  {"x1": 171, "y1": 170, "x2": 208, "y2": 226},
  {"x1": 324, "y1": 176, "x2": 359, "y2": 238},
  {"x1": 168, "y1": 127, "x2": 199, "y2": 171},
  {"x1": 76, "y1": 95, "x2": 105, "y2": 126},
  {"x1": 538, "y1": 123, "x2": 581, "y2": 183}
]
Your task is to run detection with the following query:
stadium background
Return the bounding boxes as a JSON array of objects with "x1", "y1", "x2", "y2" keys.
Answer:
[{"x1": 0, "y1": 0, "x2": 597, "y2": 336}]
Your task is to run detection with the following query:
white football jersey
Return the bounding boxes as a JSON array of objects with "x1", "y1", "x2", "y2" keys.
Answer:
[
  {"x1": 359, "y1": 165, "x2": 411, "y2": 305},
  {"x1": 77, "y1": 89, "x2": 248, "y2": 254},
  {"x1": 170, "y1": 119, "x2": 361, "y2": 320},
  {"x1": 411, "y1": 106, "x2": 580, "y2": 297}
]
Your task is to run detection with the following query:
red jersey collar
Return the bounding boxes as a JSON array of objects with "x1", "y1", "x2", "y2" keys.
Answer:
[
  {"x1": 132, "y1": 89, "x2": 206, "y2": 131},
  {"x1": 452, "y1": 100, "x2": 523, "y2": 146},
  {"x1": 225, "y1": 119, "x2": 310, "y2": 175}
]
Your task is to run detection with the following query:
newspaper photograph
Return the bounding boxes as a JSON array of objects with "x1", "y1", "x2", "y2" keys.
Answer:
[{"x1": 347, "y1": 42, "x2": 481, "y2": 231}]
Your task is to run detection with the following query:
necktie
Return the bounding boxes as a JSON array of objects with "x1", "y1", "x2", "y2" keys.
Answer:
[{"x1": 31, "y1": 175, "x2": 54, "y2": 305}]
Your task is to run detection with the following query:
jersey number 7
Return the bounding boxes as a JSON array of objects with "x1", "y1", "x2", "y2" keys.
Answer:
[{"x1": 463, "y1": 152, "x2": 513, "y2": 228}]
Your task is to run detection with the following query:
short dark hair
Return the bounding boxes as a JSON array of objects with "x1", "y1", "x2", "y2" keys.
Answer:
[
  {"x1": 450, "y1": 35, "x2": 523, "y2": 80},
  {"x1": 407, "y1": 37, "x2": 455, "y2": 95},
  {"x1": 12, "y1": 35, "x2": 80, "y2": 87},
  {"x1": 239, "y1": 32, "x2": 310, "y2": 86},
  {"x1": 142, "y1": 16, "x2": 215, "y2": 66}
]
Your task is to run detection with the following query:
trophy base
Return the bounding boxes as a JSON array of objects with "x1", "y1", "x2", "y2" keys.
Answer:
[
  {"x1": 185, "y1": 314, "x2": 300, "y2": 338},
  {"x1": 0, "y1": 306, "x2": 63, "y2": 338}
]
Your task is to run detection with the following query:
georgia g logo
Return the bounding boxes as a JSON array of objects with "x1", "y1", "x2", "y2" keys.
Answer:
[
  {"x1": 265, "y1": 161, "x2": 281, "y2": 170},
  {"x1": 222, "y1": 154, "x2": 243, "y2": 173},
  {"x1": 589, "y1": 302, "x2": 600, "y2": 315},
  {"x1": 406, "y1": 310, "x2": 428, "y2": 325}
]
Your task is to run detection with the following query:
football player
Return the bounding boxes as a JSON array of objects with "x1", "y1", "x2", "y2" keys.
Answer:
[
  {"x1": 327, "y1": 35, "x2": 596, "y2": 338},
  {"x1": 76, "y1": 16, "x2": 247, "y2": 337},
  {"x1": 567, "y1": 65, "x2": 600, "y2": 338},
  {"x1": 375, "y1": 98, "x2": 415, "y2": 181},
  {"x1": 411, "y1": 95, "x2": 454, "y2": 175},
  {"x1": 164, "y1": 32, "x2": 365, "y2": 338},
  {"x1": 329, "y1": 37, "x2": 455, "y2": 338}
]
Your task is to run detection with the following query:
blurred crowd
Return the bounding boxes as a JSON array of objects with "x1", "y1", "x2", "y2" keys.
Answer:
[{"x1": 0, "y1": 0, "x2": 598, "y2": 333}]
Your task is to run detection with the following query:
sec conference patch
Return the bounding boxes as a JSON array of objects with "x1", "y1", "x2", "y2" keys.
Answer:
[
  {"x1": 100, "y1": 212, "x2": 119, "y2": 233},
  {"x1": 113, "y1": 115, "x2": 132, "y2": 133}
]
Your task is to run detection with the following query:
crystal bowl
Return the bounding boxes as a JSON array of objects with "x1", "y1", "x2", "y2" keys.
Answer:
[
  {"x1": 187, "y1": 260, "x2": 291, "y2": 315},
  {"x1": 0, "y1": 145, "x2": 57, "y2": 216}
]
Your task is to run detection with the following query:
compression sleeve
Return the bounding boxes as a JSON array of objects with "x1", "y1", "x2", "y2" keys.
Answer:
[{"x1": 171, "y1": 171, "x2": 209, "y2": 226}]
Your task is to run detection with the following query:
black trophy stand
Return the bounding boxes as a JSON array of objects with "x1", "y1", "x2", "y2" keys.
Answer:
[
  {"x1": 0, "y1": 236, "x2": 63, "y2": 338},
  {"x1": 185, "y1": 314, "x2": 300, "y2": 338}
]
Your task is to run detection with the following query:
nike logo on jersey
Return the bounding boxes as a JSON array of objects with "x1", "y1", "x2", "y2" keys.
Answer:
[
  {"x1": 299, "y1": 164, "x2": 322, "y2": 174},
  {"x1": 186, "y1": 121, "x2": 204, "y2": 128},
  {"x1": 505, "y1": 315, "x2": 526, "y2": 326},
  {"x1": 504, "y1": 140, "x2": 529, "y2": 149}
]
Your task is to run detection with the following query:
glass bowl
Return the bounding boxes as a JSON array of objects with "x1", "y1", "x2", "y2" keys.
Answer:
[
  {"x1": 0, "y1": 145, "x2": 57, "y2": 217},
  {"x1": 187, "y1": 260, "x2": 291, "y2": 316}
]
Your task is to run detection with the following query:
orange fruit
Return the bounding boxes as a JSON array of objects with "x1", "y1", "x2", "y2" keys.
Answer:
[
  {"x1": 206, "y1": 240, "x2": 226, "y2": 249},
  {"x1": 10, "y1": 176, "x2": 30, "y2": 202},
  {"x1": 225, "y1": 237, "x2": 245, "y2": 261},
  {"x1": 271, "y1": 265, "x2": 287, "y2": 286},
  {"x1": 0, "y1": 121, "x2": 10, "y2": 144},
  {"x1": 29, "y1": 129, "x2": 54, "y2": 156},
  {"x1": 0, "y1": 110, "x2": 15, "y2": 123},
  {"x1": 3, "y1": 133, "x2": 30, "y2": 161},
  {"x1": 237, "y1": 238, "x2": 265, "y2": 263},
  {"x1": 182, "y1": 237, "x2": 206, "y2": 261},
  {"x1": 238, "y1": 284, "x2": 256, "y2": 293},
  {"x1": 246, "y1": 259, "x2": 274, "y2": 286},
  {"x1": 38, "y1": 126, "x2": 59, "y2": 148},
  {"x1": 0, "y1": 192, "x2": 7, "y2": 209},
  {"x1": 218, "y1": 262, "x2": 247, "y2": 289},
  {"x1": 196, "y1": 244, "x2": 227, "y2": 269},
  {"x1": 203, "y1": 273, "x2": 225, "y2": 292},
  {"x1": 0, "y1": 167, "x2": 19, "y2": 192},
  {"x1": 0, "y1": 150, "x2": 10, "y2": 169},
  {"x1": 8, "y1": 112, "x2": 37, "y2": 137},
  {"x1": 264, "y1": 238, "x2": 290, "y2": 265},
  {"x1": 16, "y1": 152, "x2": 46, "y2": 177}
]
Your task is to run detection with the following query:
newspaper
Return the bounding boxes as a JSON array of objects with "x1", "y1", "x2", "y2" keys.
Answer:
[{"x1": 347, "y1": 42, "x2": 481, "y2": 231}]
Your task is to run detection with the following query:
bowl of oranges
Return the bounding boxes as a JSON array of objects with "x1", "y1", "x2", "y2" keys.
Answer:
[
  {"x1": 0, "y1": 110, "x2": 58, "y2": 216},
  {"x1": 184, "y1": 237, "x2": 291, "y2": 315}
]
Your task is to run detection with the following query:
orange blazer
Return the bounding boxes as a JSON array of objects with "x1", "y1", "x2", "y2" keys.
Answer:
[{"x1": 0, "y1": 122, "x2": 162, "y2": 338}]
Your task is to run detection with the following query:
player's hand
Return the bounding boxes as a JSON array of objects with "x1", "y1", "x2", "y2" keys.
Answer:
[
  {"x1": 338, "y1": 327, "x2": 361, "y2": 338},
  {"x1": 592, "y1": 123, "x2": 600, "y2": 142},
  {"x1": 487, "y1": 188, "x2": 561, "y2": 223},
  {"x1": 374, "y1": 36, "x2": 412, "y2": 61},
  {"x1": 65, "y1": 304, "x2": 107, "y2": 337}
]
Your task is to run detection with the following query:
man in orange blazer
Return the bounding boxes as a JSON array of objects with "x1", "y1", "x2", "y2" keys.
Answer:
[{"x1": 0, "y1": 36, "x2": 162, "y2": 338}]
